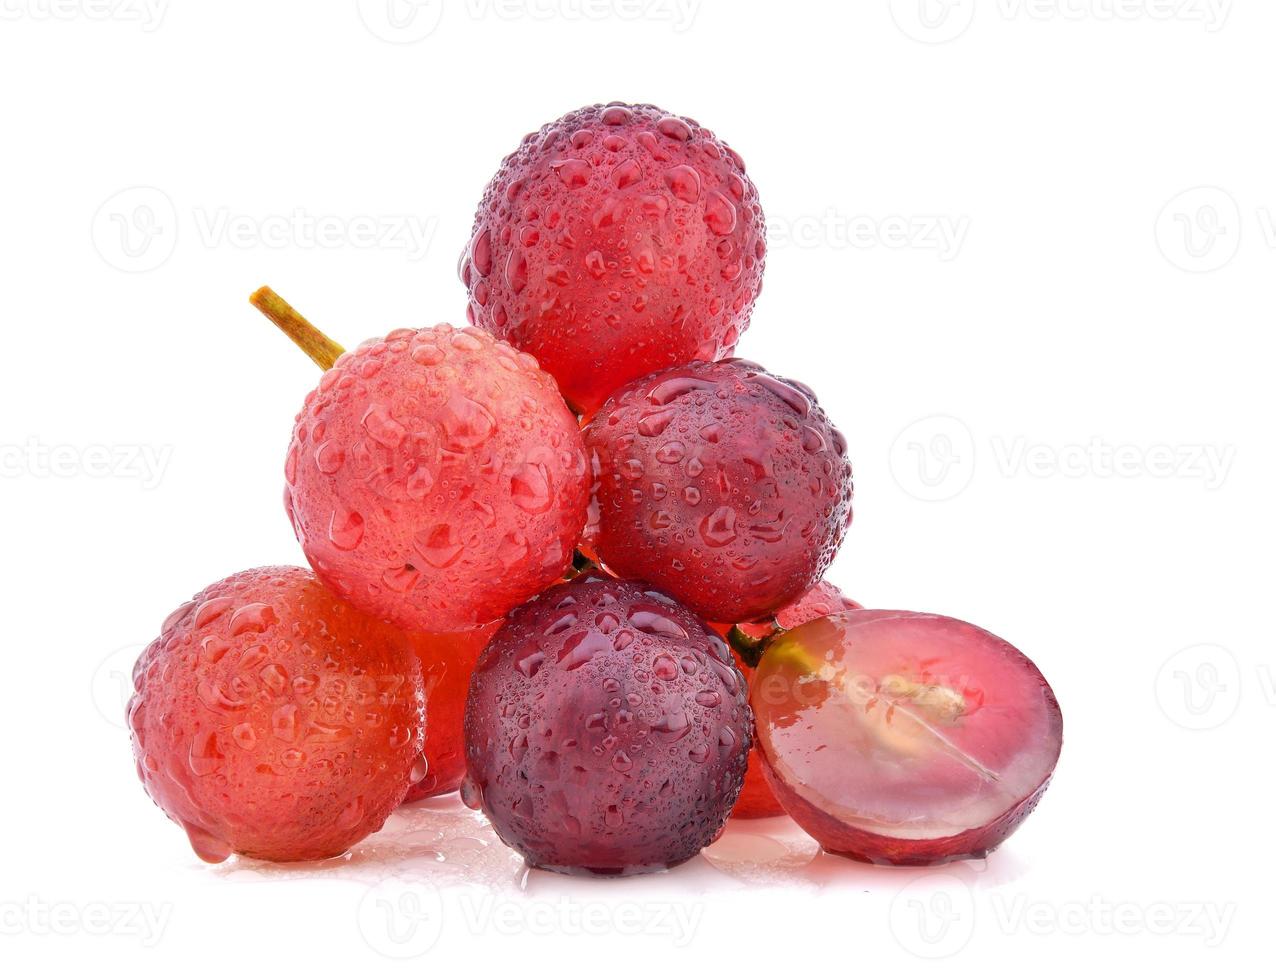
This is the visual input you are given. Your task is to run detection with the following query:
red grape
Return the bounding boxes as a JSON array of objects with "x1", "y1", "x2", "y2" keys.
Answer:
[
  {"x1": 285, "y1": 323, "x2": 589, "y2": 633},
  {"x1": 463, "y1": 576, "x2": 751, "y2": 875},
  {"x1": 401, "y1": 620, "x2": 502, "y2": 803},
  {"x1": 752, "y1": 610, "x2": 1063, "y2": 865},
  {"x1": 714, "y1": 581, "x2": 862, "y2": 819},
  {"x1": 127, "y1": 567, "x2": 426, "y2": 863},
  {"x1": 581, "y1": 358, "x2": 853, "y2": 623},
  {"x1": 461, "y1": 102, "x2": 766, "y2": 414}
]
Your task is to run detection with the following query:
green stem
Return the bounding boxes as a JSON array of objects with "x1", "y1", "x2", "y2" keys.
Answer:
[{"x1": 726, "y1": 623, "x2": 785, "y2": 669}]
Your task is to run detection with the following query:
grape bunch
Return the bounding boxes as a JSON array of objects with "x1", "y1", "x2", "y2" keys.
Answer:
[{"x1": 127, "y1": 102, "x2": 1062, "y2": 875}]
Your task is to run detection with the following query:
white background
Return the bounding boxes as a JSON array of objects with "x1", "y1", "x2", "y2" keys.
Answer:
[{"x1": 0, "y1": 0, "x2": 1269, "y2": 974}]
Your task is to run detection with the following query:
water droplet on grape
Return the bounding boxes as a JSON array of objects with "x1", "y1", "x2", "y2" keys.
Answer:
[
  {"x1": 510, "y1": 462, "x2": 552, "y2": 514},
  {"x1": 188, "y1": 732, "x2": 224, "y2": 776},
  {"x1": 415, "y1": 524, "x2": 464, "y2": 569},
  {"x1": 315, "y1": 441, "x2": 345, "y2": 474},
  {"x1": 552, "y1": 158, "x2": 592, "y2": 188},
  {"x1": 700, "y1": 506, "x2": 737, "y2": 547},
  {"x1": 664, "y1": 165, "x2": 701, "y2": 203},
  {"x1": 362, "y1": 404, "x2": 406, "y2": 448},
  {"x1": 382, "y1": 564, "x2": 420, "y2": 593},
  {"x1": 558, "y1": 631, "x2": 611, "y2": 671},
  {"x1": 629, "y1": 606, "x2": 690, "y2": 639},
  {"x1": 182, "y1": 822, "x2": 232, "y2": 864},
  {"x1": 193, "y1": 596, "x2": 234, "y2": 629},
  {"x1": 328, "y1": 506, "x2": 365, "y2": 551},
  {"x1": 505, "y1": 249, "x2": 529, "y2": 294},
  {"x1": 637, "y1": 407, "x2": 676, "y2": 436},
  {"x1": 515, "y1": 645, "x2": 546, "y2": 679},
  {"x1": 657, "y1": 117, "x2": 692, "y2": 141},
  {"x1": 612, "y1": 159, "x2": 642, "y2": 188},
  {"x1": 229, "y1": 602, "x2": 278, "y2": 636},
  {"x1": 754, "y1": 375, "x2": 812, "y2": 416},
  {"x1": 471, "y1": 229, "x2": 493, "y2": 277},
  {"x1": 440, "y1": 396, "x2": 496, "y2": 450},
  {"x1": 335, "y1": 796, "x2": 365, "y2": 830},
  {"x1": 272, "y1": 703, "x2": 298, "y2": 742},
  {"x1": 704, "y1": 191, "x2": 738, "y2": 235}
]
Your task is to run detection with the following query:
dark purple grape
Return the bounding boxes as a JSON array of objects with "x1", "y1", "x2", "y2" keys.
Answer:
[
  {"x1": 581, "y1": 358, "x2": 853, "y2": 624},
  {"x1": 463, "y1": 576, "x2": 751, "y2": 875}
]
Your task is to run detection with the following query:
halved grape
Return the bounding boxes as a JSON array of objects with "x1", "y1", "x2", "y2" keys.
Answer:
[
  {"x1": 752, "y1": 610, "x2": 1062, "y2": 865},
  {"x1": 713, "y1": 580, "x2": 862, "y2": 820}
]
